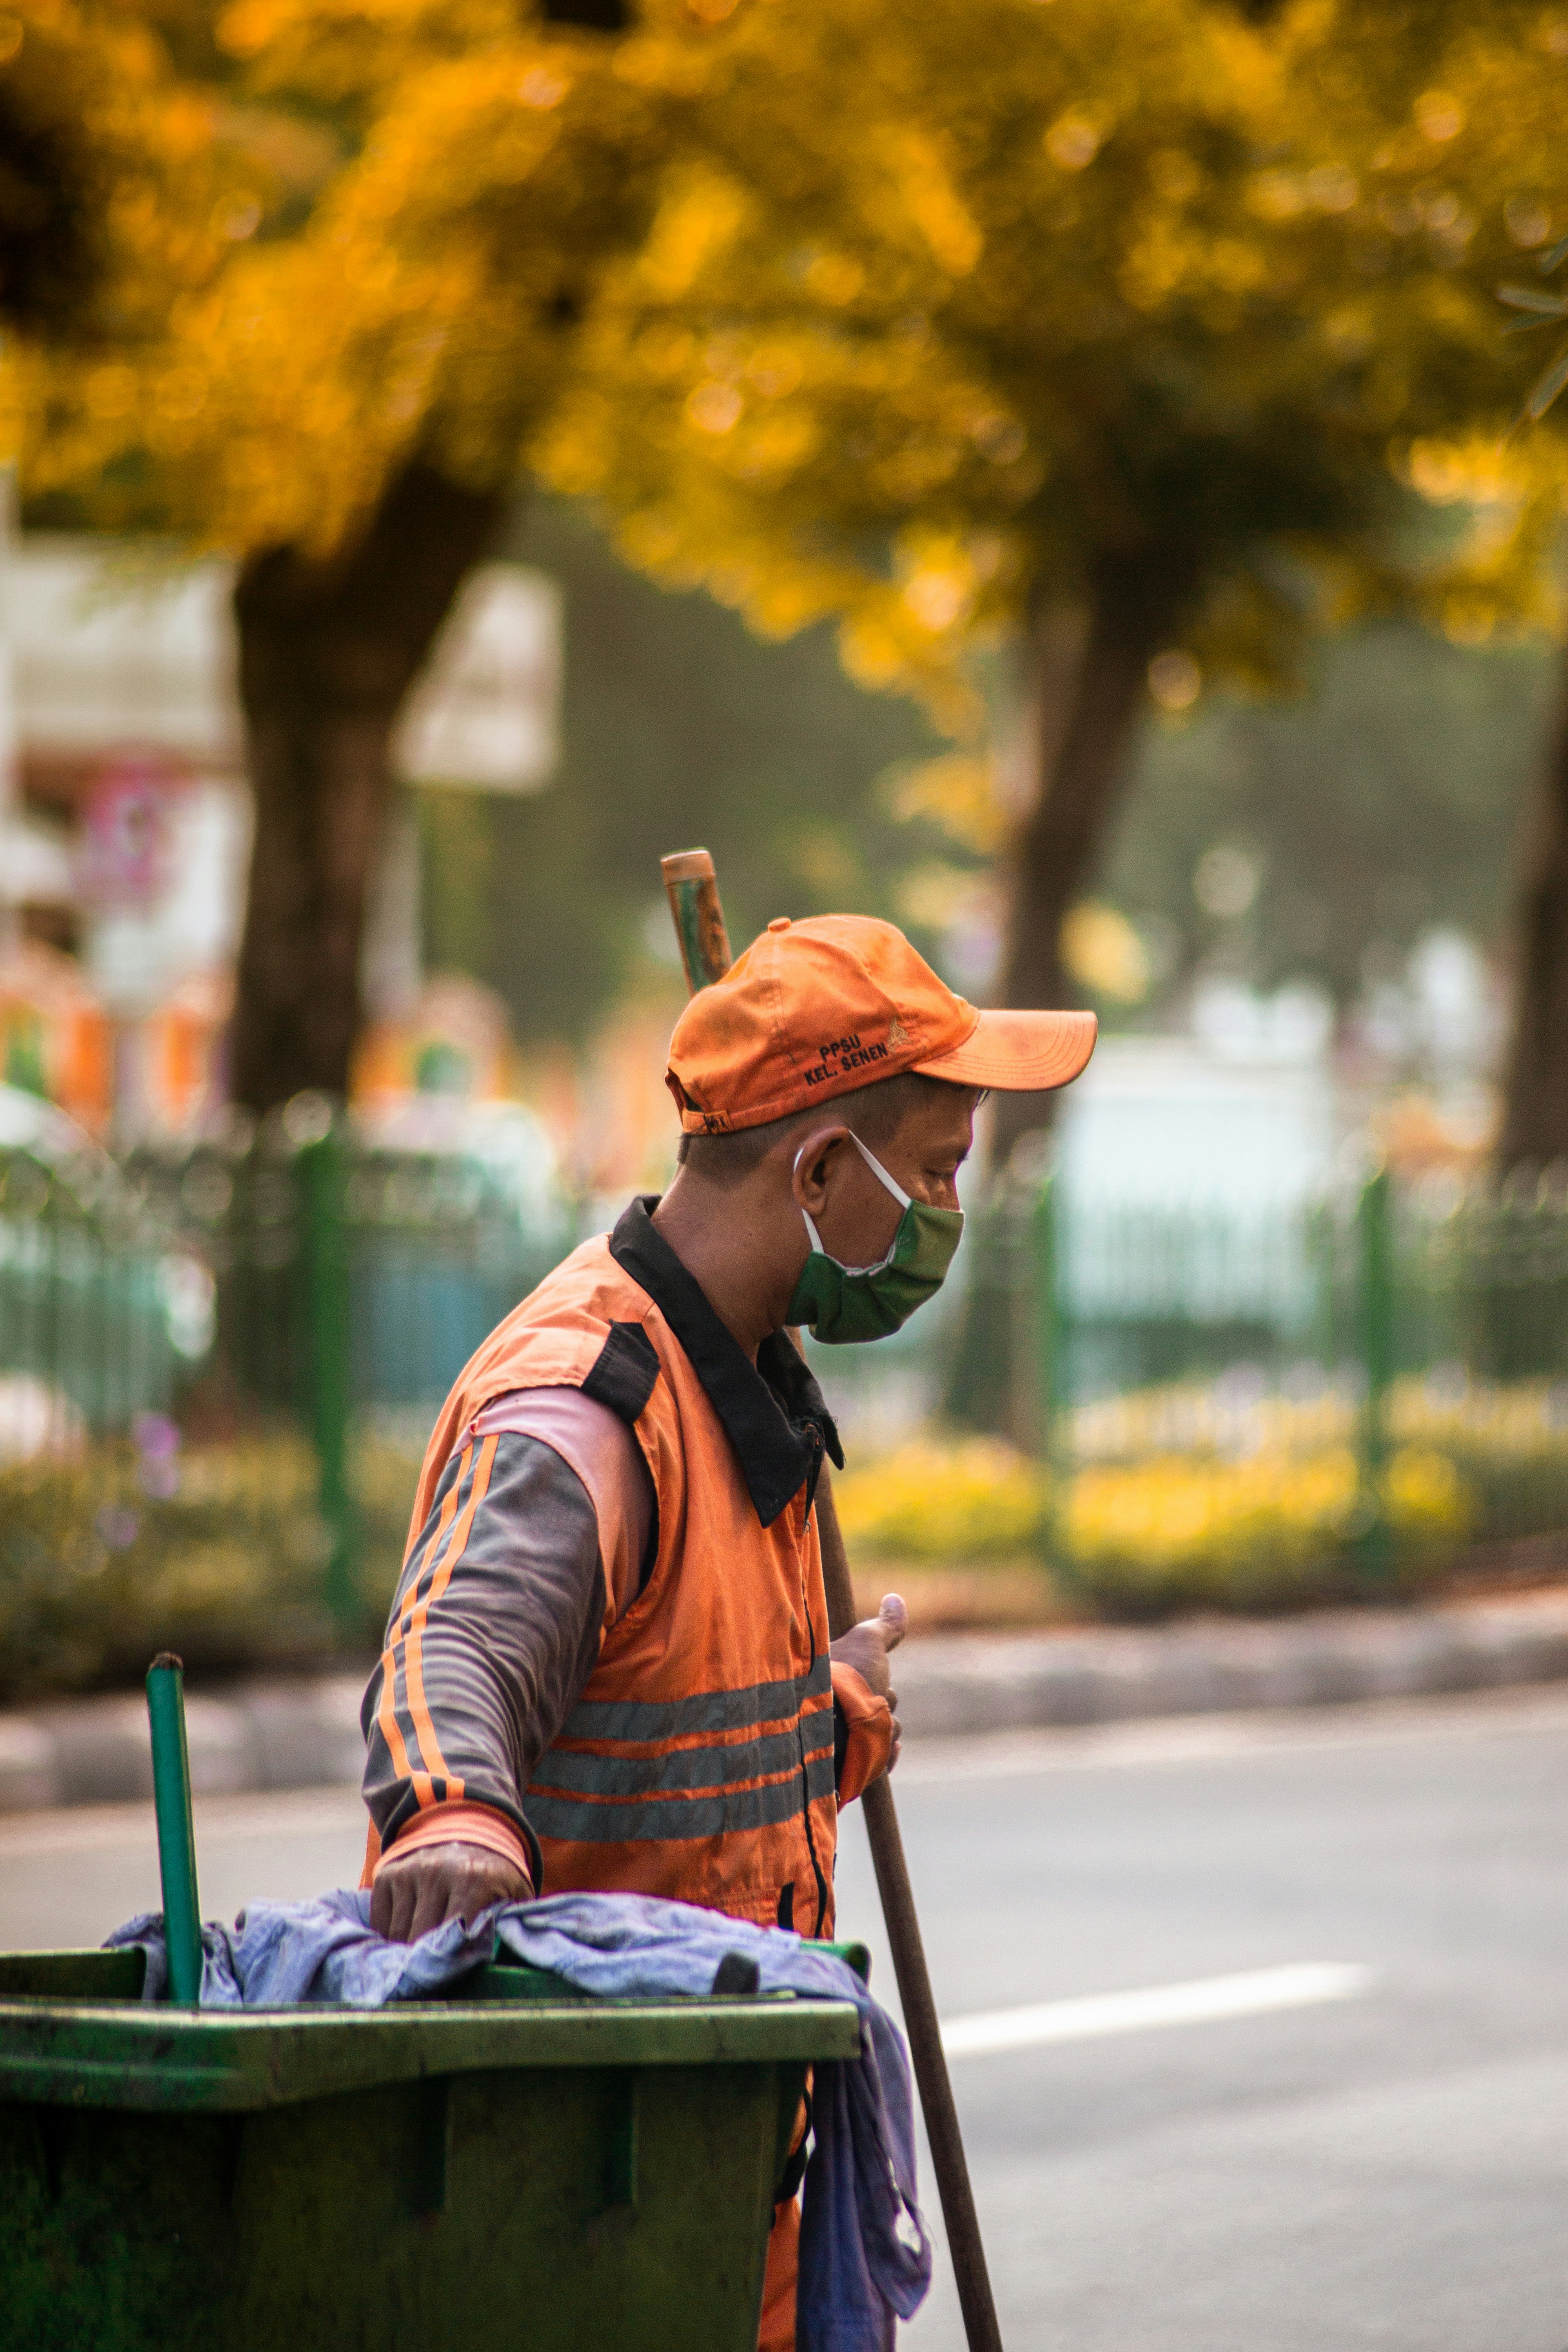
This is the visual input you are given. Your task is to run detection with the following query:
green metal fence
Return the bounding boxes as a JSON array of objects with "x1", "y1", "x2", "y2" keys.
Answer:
[
  {"x1": 0, "y1": 1094, "x2": 571, "y2": 1695},
  {"x1": 940, "y1": 1161, "x2": 1568, "y2": 1604},
  {"x1": 4, "y1": 1096, "x2": 1567, "y2": 1689}
]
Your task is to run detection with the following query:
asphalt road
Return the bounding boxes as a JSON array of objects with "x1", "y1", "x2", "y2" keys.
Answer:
[{"x1": 0, "y1": 1686, "x2": 1562, "y2": 2352}]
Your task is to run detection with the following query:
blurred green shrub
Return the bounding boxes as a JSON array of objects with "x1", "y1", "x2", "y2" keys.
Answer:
[
  {"x1": 0, "y1": 1425, "x2": 422, "y2": 1701},
  {"x1": 4, "y1": 1370, "x2": 1563, "y2": 1691}
]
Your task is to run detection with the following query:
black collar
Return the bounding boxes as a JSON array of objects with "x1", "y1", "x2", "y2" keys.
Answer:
[{"x1": 609, "y1": 1196, "x2": 844, "y2": 1528}]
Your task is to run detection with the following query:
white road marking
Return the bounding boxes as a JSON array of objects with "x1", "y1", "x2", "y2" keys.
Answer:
[{"x1": 941, "y1": 1961, "x2": 1374, "y2": 2057}]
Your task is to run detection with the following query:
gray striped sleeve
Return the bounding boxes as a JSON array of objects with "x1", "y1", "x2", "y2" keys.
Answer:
[{"x1": 361, "y1": 1432, "x2": 608, "y2": 1879}]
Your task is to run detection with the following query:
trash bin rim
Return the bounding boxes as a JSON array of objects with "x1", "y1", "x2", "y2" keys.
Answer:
[{"x1": 0, "y1": 1990, "x2": 862, "y2": 2113}]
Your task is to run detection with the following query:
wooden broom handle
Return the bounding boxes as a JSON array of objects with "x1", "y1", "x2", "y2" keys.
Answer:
[
  {"x1": 661, "y1": 847, "x2": 733, "y2": 1000},
  {"x1": 659, "y1": 850, "x2": 1004, "y2": 2352}
]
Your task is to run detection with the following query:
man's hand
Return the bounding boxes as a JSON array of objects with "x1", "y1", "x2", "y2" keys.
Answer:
[
  {"x1": 830, "y1": 1591, "x2": 908, "y2": 1774},
  {"x1": 370, "y1": 1840, "x2": 532, "y2": 1944}
]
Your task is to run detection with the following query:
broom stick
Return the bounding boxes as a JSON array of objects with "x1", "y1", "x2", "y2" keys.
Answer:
[{"x1": 660, "y1": 849, "x2": 1004, "y2": 2352}]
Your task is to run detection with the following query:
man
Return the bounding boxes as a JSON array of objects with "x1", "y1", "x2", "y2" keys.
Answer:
[{"x1": 359, "y1": 912, "x2": 1095, "y2": 2346}]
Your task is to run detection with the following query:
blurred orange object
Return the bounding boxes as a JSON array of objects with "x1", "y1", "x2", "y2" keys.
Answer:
[
  {"x1": 1375, "y1": 1087, "x2": 1495, "y2": 1179},
  {"x1": 353, "y1": 972, "x2": 523, "y2": 1109},
  {"x1": 0, "y1": 940, "x2": 112, "y2": 1131},
  {"x1": 142, "y1": 968, "x2": 233, "y2": 1134}
]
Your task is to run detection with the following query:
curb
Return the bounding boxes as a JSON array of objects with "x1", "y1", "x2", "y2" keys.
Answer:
[
  {"x1": 0, "y1": 1677, "x2": 368, "y2": 1815},
  {"x1": 0, "y1": 1591, "x2": 1564, "y2": 1816},
  {"x1": 893, "y1": 1588, "x2": 1568, "y2": 1740}
]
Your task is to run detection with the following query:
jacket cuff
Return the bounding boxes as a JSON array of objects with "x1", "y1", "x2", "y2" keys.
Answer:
[
  {"x1": 830, "y1": 1662, "x2": 893, "y2": 1806},
  {"x1": 372, "y1": 1801, "x2": 536, "y2": 1890}
]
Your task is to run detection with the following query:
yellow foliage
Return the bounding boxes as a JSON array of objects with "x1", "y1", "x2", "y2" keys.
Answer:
[
  {"x1": 894, "y1": 862, "x2": 995, "y2": 937},
  {"x1": 7, "y1": 0, "x2": 706, "y2": 552},
  {"x1": 1065, "y1": 1443, "x2": 1470, "y2": 1597},
  {"x1": 0, "y1": 0, "x2": 241, "y2": 372},
  {"x1": 834, "y1": 1439, "x2": 1046, "y2": 1561},
  {"x1": 831, "y1": 1416, "x2": 1477, "y2": 1621},
  {"x1": 639, "y1": 168, "x2": 748, "y2": 300},
  {"x1": 827, "y1": 1359, "x2": 1565, "y2": 1612},
  {"x1": 1060, "y1": 902, "x2": 1150, "y2": 1003},
  {"x1": 875, "y1": 127, "x2": 984, "y2": 278},
  {"x1": 1074, "y1": 1372, "x2": 1568, "y2": 1470},
  {"x1": 9, "y1": 0, "x2": 1568, "y2": 701},
  {"x1": 882, "y1": 755, "x2": 1007, "y2": 855},
  {"x1": 532, "y1": 0, "x2": 1568, "y2": 710}
]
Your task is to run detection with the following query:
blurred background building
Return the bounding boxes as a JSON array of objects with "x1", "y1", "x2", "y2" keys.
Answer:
[{"x1": 0, "y1": 482, "x2": 560, "y2": 1142}]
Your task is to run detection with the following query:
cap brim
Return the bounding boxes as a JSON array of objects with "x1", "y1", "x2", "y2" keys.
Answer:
[{"x1": 913, "y1": 1007, "x2": 1098, "y2": 1092}]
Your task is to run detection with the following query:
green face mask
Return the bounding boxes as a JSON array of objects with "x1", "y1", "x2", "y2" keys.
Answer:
[{"x1": 786, "y1": 1133, "x2": 964, "y2": 1345}]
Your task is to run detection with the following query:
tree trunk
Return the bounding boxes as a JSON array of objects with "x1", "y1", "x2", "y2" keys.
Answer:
[
  {"x1": 229, "y1": 461, "x2": 504, "y2": 1116},
  {"x1": 989, "y1": 548, "x2": 1190, "y2": 1167},
  {"x1": 1498, "y1": 639, "x2": 1568, "y2": 1172}
]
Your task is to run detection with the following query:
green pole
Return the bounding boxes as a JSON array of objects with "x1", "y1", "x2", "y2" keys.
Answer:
[
  {"x1": 1355, "y1": 1164, "x2": 1394, "y2": 1584},
  {"x1": 145, "y1": 1652, "x2": 203, "y2": 2007},
  {"x1": 298, "y1": 1114, "x2": 357, "y2": 1631}
]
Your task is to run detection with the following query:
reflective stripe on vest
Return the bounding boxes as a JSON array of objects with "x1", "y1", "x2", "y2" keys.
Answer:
[
  {"x1": 528, "y1": 1659, "x2": 833, "y2": 1844},
  {"x1": 526, "y1": 1746, "x2": 834, "y2": 1846},
  {"x1": 555, "y1": 1656, "x2": 830, "y2": 1746}
]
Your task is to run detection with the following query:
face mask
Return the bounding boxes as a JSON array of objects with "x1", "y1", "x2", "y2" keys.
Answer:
[{"x1": 786, "y1": 1132, "x2": 964, "y2": 1345}]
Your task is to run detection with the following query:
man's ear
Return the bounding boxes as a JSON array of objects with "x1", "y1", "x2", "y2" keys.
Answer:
[{"x1": 790, "y1": 1125, "x2": 850, "y2": 1212}]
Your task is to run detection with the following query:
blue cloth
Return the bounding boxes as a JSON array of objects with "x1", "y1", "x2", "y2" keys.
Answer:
[{"x1": 108, "y1": 1889, "x2": 931, "y2": 2352}]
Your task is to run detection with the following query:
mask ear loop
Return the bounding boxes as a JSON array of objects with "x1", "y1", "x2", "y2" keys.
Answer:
[
  {"x1": 793, "y1": 1133, "x2": 908, "y2": 1274},
  {"x1": 847, "y1": 1130, "x2": 912, "y2": 1209},
  {"x1": 793, "y1": 1145, "x2": 829, "y2": 1256}
]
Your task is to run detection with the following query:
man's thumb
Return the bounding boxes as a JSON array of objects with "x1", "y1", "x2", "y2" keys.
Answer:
[{"x1": 878, "y1": 1592, "x2": 909, "y2": 1651}]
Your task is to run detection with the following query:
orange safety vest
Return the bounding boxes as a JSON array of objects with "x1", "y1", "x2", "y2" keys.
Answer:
[{"x1": 401, "y1": 1198, "x2": 843, "y2": 1936}]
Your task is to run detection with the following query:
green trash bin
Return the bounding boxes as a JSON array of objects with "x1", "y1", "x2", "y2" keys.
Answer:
[{"x1": 0, "y1": 1944, "x2": 860, "y2": 2352}]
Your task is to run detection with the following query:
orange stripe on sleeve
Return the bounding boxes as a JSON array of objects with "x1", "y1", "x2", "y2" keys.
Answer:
[
  {"x1": 401, "y1": 1432, "x2": 498, "y2": 1809},
  {"x1": 377, "y1": 1445, "x2": 470, "y2": 1810}
]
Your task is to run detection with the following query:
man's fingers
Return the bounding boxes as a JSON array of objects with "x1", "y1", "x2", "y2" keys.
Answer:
[
  {"x1": 878, "y1": 1592, "x2": 908, "y2": 1651},
  {"x1": 371, "y1": 1857, "x2": 430, "y2": 1946},
  {"x1": 410, "y1": 1872, "x2": 452, "y2": 1942},
  {"x1": 450, "y1": 1861, "x2": 524, "y2": 1927},
  {"x1": 387, "y1": 1873, "x2": 417, "y2": 1945}
]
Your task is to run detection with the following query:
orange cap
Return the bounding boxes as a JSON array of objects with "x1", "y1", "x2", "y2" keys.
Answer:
[{"x1": 666, "y1": 913, "x2": 1097, "y2": 1134}]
